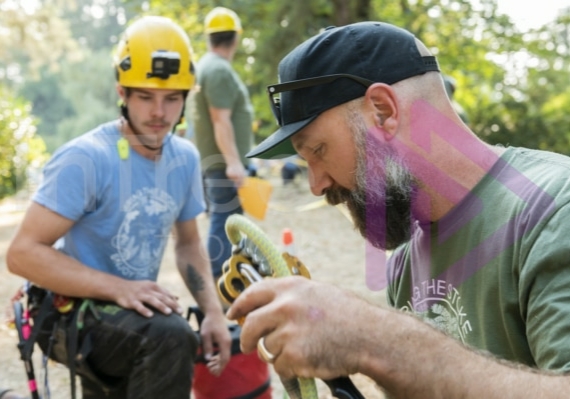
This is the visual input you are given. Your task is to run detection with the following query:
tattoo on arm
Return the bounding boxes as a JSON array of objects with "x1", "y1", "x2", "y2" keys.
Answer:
[{"x1": 185, "y1": 263, "x2": 205, "y2": 293}]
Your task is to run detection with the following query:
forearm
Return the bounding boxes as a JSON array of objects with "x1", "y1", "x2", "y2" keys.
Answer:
[
  {"x1": 175, "y1": 239, "x2": 224, "y2": 315},
  {"x1": 212, "y1": 118, "x2": 242, "y2": 167},
  {"x1": 7, "y1": 238, "x2": 124, "y2": 300},
  {"x1": 362, "y1": 306, "x2": 570, "y2": 398}
]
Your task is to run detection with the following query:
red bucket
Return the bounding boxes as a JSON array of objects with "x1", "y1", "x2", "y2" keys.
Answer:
[{"x1": 193, "y1": 350, "x2": 271, "y2": 399}]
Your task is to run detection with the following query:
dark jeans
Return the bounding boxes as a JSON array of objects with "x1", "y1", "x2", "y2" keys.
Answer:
[
  {"x1": 203, "y1": 169, "x2": 244, "y2": 278},
  {"x1": 37, "y1": 301, "x2": 199, "y2": 399}
]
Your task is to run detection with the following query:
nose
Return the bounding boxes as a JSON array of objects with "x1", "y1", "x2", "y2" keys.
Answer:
[
  {"x1": 307, "y1": 162, "x2": 333, "y2": 196},
  {"x1": 151, "y1": 98, "x2": 166, "y2": 118}
]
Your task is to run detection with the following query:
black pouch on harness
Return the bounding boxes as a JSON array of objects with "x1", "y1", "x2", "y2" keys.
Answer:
[{"x1": 27, "y1": 286, "x2": 122, "y2": 396}]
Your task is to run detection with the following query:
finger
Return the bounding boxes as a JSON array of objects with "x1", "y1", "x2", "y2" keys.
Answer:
[
  {"x1": 140, "y1": 294, "x2": 173, "y2": 315},
  {"x1": 152, "y1": 286, "x2": 183, "y2": 314},
  {"x1": 206, "y1": 354, "x2": 222, "y2": 376},
  {"x1": 238, "y1": 303, "x2": 287, "y2": 354},
  {"x1": 203, "y1": 324, "x2": 232, "y2": 367},
  {"x1": 257, "y1": 335, "x2": 279, "y2": 364},
  {"x1": 133, "y1": 301, "x2": 154, "y2": 318},
  {"x1": 226, "y1": 278, "x2": 277, "y2": 320},
  {"x1": 144, "y1": 290, "x2": 184, "y2": 315},
  {"x1": 160, "y1": 293, "x2": 183, "y2": 314},
  {"x1": 217, "y1": 331, "x2": 232, "y2": 368},
  {"x1": 200, "y1": 332, "x2": 214, "y2": 360},
  {"x1": 154, "y1": 286, "x2": 180, "y2": 303}
]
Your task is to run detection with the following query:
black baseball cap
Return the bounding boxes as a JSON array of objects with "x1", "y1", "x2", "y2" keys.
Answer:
[{"x1": 247, "y1": 21, "x2": 440, "y2": 159}]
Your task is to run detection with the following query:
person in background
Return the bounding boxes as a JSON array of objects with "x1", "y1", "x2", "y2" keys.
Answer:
[
  {"x1": 7, "y1": 16, "x2": 231, "y2": 399},
  {"x1": 227, "y1": 21, "x2": 570, "y2": 398},
  {"x1": 280, "y1": 155, "x2": 306, "y2": 186},
  {"x1": 190, "y1": 6, "x2": 254, "y2": 280}
]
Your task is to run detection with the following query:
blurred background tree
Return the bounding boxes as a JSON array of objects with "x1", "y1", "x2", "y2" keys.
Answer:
[
  {"x1": 0, "y1": 86, "x2": 48, "y2": 200},
  {"x1": 144, "y1": 0, "x2": 569, "y2": 152},
  {"x1": 1, "y1": 0, "x2": 569, "y2": 199}
]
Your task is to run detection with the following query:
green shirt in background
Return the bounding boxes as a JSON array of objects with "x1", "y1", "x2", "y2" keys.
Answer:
[
  {"x1": 190, "y1": 52, "x2": 253, "y2": 170},
  {"x1": 388, "y1": 147, "x2": 570, "y2": 372}
]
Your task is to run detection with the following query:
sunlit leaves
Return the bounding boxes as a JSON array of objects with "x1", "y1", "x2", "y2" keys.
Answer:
[
  {"x1": 1, "y1": 0, "x2": 568, "y2": 189},
  {"x1": 0, "y1": 0, "x2": 81, "y2": 81},
  {"x1": 0, "y1": 86, "x2": 48, "y2": 199}
]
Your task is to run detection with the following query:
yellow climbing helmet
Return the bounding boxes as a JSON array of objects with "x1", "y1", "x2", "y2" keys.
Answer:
[
  {"x1": 114, "y1": 16, "x2": 195, "y2": 90},
  {"x1": 204, "y1": 7, "x2": 243, "y2": 34}
]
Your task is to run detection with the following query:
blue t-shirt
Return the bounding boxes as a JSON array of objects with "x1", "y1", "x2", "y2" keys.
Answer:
[{"x1": 34, "y1": 121, "x2": 205, "y2": 281}]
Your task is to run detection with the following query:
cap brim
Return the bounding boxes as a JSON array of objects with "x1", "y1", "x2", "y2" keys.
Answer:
[{"x1": 247, "y1": 115, "x2": 318, "y2": 159}]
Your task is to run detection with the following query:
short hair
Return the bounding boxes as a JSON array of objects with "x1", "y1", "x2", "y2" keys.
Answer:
[{"x1": 209, "y1": 31, "x2": 237, "y2": 48}]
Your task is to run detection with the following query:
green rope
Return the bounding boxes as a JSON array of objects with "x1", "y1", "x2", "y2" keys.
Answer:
[{"x1": 225, "y1": 214, "x2": 318, "y2": 399}]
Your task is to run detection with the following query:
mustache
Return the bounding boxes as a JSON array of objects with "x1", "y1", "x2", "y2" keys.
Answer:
[
  {"x1": 325, "y1": 186, "x2": 350, "y2": 206},
  {"x1": 324, "y1": 177, "x2": 414, "y2": 251},
  {"x1": 145, "y1": 120, "x2": 169, "y2": 127}
]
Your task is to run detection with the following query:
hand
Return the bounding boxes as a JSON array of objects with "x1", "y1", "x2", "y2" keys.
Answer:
[
  {"x1": 199, "y1": 312, "x2": 232, "y2": 376},
  {"x1": 225, "y1": 162, "x2": 247, "y2": 188},
  {"x1": 226, "y1": 276, "x2": 366, "y2": 380},
  {"x1": 114, "y1": 280, "x2": 183, "y2": 318}
]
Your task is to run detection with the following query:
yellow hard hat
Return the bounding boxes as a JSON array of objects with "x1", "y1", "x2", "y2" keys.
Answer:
[
  {"x1": 204, "y1": 7, "x2": 242, "y2": 34},
  {"x1": 114, "y1": 16, "x2": 195, "y2": 90}
]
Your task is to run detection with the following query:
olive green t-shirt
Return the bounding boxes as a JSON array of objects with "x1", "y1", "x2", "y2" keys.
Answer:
[
  {"x1": 388, "y1": 147, "x2": 570, "y2": 371},
  {"x1": 189, "y1": 52, "x2": 253, "y2": 170}
]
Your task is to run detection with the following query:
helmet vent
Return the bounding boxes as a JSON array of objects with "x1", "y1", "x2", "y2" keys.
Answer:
[{"x1": 119, "y1": 56, "x2": 131, "y2": 72}]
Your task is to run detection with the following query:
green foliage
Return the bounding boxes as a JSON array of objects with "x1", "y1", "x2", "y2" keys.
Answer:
[
  {"x1": 62, "y1": 0, "x2": 144, "y2": 51},
  {"x1": 2, "y1": 0, "x2": 144, "y2": 154},
  {"x1": 479, "y1": 7, "x2": 570, "y2": 152},
  {"x1": 0, "y1": 0, "x2": 81, "y2": 83},
  {"x1": 19, "y1": 69, "x2": 76, "y2": 144},
  {"x1": 0, "y1": 86, "x2": 48, "y2": 200},
  {"x1": 18, "y1": 49, "x2": 120, "y2": 152},
  {"x1": 145, "y1": 0, "x2": 525, "y2": 142},
  {"x1": 55, "y1": 49, "x2": 120, "y2": 149},
  {"x1": 1, "y1": 0, "x2": 569, "y2": 195}
]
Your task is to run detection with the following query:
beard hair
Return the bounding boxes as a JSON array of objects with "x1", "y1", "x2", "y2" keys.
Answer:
[{"x1": 325, "y1": 108, "x2": 415, "y2": 250}]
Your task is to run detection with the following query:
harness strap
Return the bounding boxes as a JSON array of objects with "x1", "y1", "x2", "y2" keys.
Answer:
[
  {"x1": 22, "y1": 290, "x2": 54, "y2": 360},
  {"x1": 67, "y1": 304, "x2": 80, "y2": 399},
  {"x1": 18, "y1": 288, "x2": 103, "y2": 399},
  {"x1": 67, "y1": 299, "x2": 100, "y2": 399}
]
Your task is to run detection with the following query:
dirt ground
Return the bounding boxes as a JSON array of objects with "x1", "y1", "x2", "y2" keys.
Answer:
[{"x1": 0, "y1": 169, "x2": 387, "y2": 399}]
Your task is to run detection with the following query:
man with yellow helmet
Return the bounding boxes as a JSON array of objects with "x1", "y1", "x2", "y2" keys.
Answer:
[
  {"x1": 7, "y1": 15, "x2": 231, "y2": 398},
  {"x1": 190, "y1": 7, "x2": 254, "y2": 281}
]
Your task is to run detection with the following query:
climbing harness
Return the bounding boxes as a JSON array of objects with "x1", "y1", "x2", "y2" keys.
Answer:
[{"x1": 11, "y1": 284, "x2": 101, "y2": 399}]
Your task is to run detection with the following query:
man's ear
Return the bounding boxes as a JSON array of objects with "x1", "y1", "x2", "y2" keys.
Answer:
[
  {"x1": 116, "y1": 84, "x2": 126, "y2": 102},
  {"x1": 366, "y1": 83, "x2": 398, "y2": 140}
]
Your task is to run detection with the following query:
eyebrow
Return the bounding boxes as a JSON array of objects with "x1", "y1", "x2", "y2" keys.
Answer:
[{"x1": 291, "y1": 134, "x2": 307, "y2": 154}]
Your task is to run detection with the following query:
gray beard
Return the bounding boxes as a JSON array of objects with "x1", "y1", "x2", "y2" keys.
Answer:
[{"x1": 325, "y1": 112, "x2": 415, "y2": 250}]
